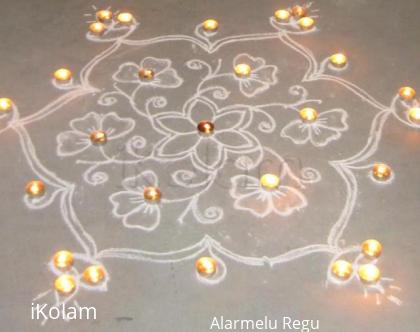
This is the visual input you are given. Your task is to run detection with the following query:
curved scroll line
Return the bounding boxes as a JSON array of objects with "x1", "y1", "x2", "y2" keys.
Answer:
[{"x1": 97, "y1": 234, "x2": 339, "y2": 268}]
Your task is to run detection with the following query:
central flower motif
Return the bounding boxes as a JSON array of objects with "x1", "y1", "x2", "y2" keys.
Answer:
[{"x1": 155, "y1": 97, "x2": 257, "y2": 170}]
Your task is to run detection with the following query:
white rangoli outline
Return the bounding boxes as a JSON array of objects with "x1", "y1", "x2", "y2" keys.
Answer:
[
  {"x1": 281, "y1": 108, "x2": 349, "y2": 147},
  {"x1": 232, "y1": 53, "x2": 278, "y2": 98},
  {"x1": 109, "y1": 170, "x2": 162, "y2": 232},
  {"x1": 57, "y1": 111, "x2": 135, "y2": 157},
  {"x1": 230, "y1": 174, "x2": 307, "y2": 218},
  {"x1": 112, "y1": 56, "x2": 183, "y2": 88},
  {"x1": 1, "y1": 3, "x2": 415, "y2": 316}
]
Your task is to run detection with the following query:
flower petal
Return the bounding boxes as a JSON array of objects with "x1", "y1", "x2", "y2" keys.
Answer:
[
  {"x1": 233, "y1": 191, "x2": 272, "y2": 218},
  {"x1": 316, "y1": 109, "x2": 349, "y2": 131},
  {"x1": 141, "y1": 57, "x2": 171, "y2": 74},
  {"x1": 187, "y1": 98, "x2": 216, "y2": 124},
  {"x1": 56, "y1": 131, "x2": 91, "y2": 157},
  {"x1": 100, "y1": 112, "x2": 135, "y2": 139},
  {"x1": 121, "y1": 170, "x2": 159, "y2": 192},
  {"x1": 230, "y1": 175, "x2": 260, "y2": 198},
  {"x1": 156, "y1": 133, "x2": 198, "y2": 157},
  {"x1": 152, "y1": 68, "x2": 183, "y2": 88},
  {"x1": 155, "y1": 115, "x2": 196, "y2": 134},
  {"x1": 281, "y1": 120, "x2": 311, "y2": 145},
  {"x1": 109, "y1": 191, "x2": 143, "y2": 218},
  {"x1": 193, "y1": 138, "x2": 224, "y2": 170},
  {"x1": 123, "y1": 203, "x2": 161, "y2": 231},
  {"x1": 251, "y1": 65, "x2": 277, "y2": 85},
  {"x1": 112, "y1": 62, "x2": 140, "y2": 83},
  {"x1": 239, "y1": 79, "x2": 270, "y2": 98},
  {"x1": 214, "y1": 110, "x2": 246, "y2": 131},
  {"x1": 70, "y1": 112, "x2": 100, "y2": 134},
  {"x1": 271, "y1": 186, "x2": 307, "y2": 216},
  {"x1": 309, "y1": 125, "x2": 343, "y2": 147},
  {"x1": 214, "y1": 131, "x2": 254, "y2": 150},
  {"x1": 233, "y1": 53, "x2": 265, "y2": 69}
]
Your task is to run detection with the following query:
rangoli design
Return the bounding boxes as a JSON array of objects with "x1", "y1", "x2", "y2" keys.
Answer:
[{"x1": 3, "y1": 3, "x2": 419, "y2": 324}]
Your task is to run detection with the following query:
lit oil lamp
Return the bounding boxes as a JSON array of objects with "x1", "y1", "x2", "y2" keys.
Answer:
[
  {"x1": 96, "y1": 9, "x2": 113, "y2": 22},
  {"x1": 299, "y1": 107, "x2": 318, "y2": 122},
  {"x1": 138, "y1": 68, "x2": 154, "y2": 80},
  {"x1": 53, "y1": 250, "x2": 74, "y2": 270},
  {"x1": 89, "y1": 22, "x2": 106, "y2": 35},
  {"x1": 260, "y1": 174, "x2": 280, "y2": 190},
  {"x1": 358, "y1": 264, "x2": 381, "y2": 283},
  {"x1": 117, "y1": 12, "x2": 134, "y2": 24},
  {"x1": 26, "y1": 180, "x2": 45, "y2": 197},
  {"x1": 274, "y1": 9, "x2": 290, "y2": 22},
  {"x1": 372, "y1": 163, "x2": 391, "y2": 181},
  {"x1": 82, "y1": 265, "x2": 106, "y2": 284},
  {"x1": 90, "y1": 130, "x2": 107, "y2": 145},
  {"x1": 298, "y1": 17, "x2": 315, "y2": 30},
  {"x1": 234, "y1": 63, "x2": 251, "y2": 78},
  {"x1": 398, "y1": 86, "x2": 416, "y2": 101},
  {"x1": 291, "y1": 5, "x2": 307, "y2": 18},
  {"x1": 329, "y1": 53, "x2": 347, "y2": 68},
  {"x1": 331, "y1": 260, "x2": 353, "y2": 279},
  {"x1": 196, "y1": 257, "x2": 217, "y2": 277},
  {"x1": 0, "y1": 98, "x2": 13, "y2": 112},
  {"x1": 197, "y1": 120, "x2": 215, "y2": 135},
  {"x1": 361, "y1": 239, "x2": 382, "y2": 258},
  {"x1": 54, "y1": 275, "x2": 76, "y2": 295},
  {"x1": 408, "y1": 107, "x2": 420, "y2": 124},
  {"x1": 53, "y1": 68, "x2": 72, "y2": 83},
  {"x1": 202, "y1": 19, "x2": 219, "y2": 32},
  {"x1": 144, "y1": 187, "x2": 162, "y2": 202}
]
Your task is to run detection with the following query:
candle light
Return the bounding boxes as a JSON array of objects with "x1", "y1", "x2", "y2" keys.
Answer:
[
  {"x1": 331, "y1": 260, "x2": 353, "y2": 279},
  {"x1": 361, "y1": 239, "x2": 382, "y2": 258},
  {"x1": 298, "y1": 17, "x2": 315, "y2": 30},
  {"x1": 144, "y1": 187, "x2": 162, "y2": 202},
  {"x1": 398, "y1": 86, "x2": 416, "y2": 101},
  {"x1": 299, "y1": 107, "x2": 318, "y2": 122},
  {"x1": 197, "y1": 120, "x2": 215, "y2": 135},
  {"x1": 408, "y1": 107, "x2": 420, "y2": 123},
  {"x1": 274, "y1": 9, "x2": 290, "y2": 22},
  {"x1": 196, "y1": 257, "x2": 217, "y2": 277},
  {"x1": 291, "y1": 5, "x2": 307, "y2": 18},
  {"x1": 90, "y1": 130, "x2": 107, "y2": 145},
  {"x1": 26, "y1": 180, "x2": 45, "y2": 197},
  {"x1": 138, "y1": 68, "x2": 154, "y2": 80},
  {"x1": 117, "y1": 12, "x2": 134, "y2": 24},
  {"x1": 89, "y1": 22, "x2": 106, "y2": 35},
  {"x1": 54, "y1": 275, "x2": 76, "y2": 295},
  {"x1": 53, "y1": 250, "x2": 74, "y2": 270},
  {"x1": 53, "y1": 68, "x2": 72, "y2": 83},
  {"x1": 96, "y1": 9, "x2": 113, "y2": 22},
  {"x1": 0, "y1": 97, "x2": 13, "y2": 112},
  {"x1": 329, "y1": 53, "x2": 347, "y2": 68},
  {"x1": 82, "y1": 265, "x2": 106, "y2": 284},
  {"x1": 372, "y1": 163, "x2": 391, "y2": 181},
  {"x1": 260, "y1": 174, "x2": 280, "y2": 190},
  {"x1": 358, "y1": 264, "x2": 381, "y2": 283},
  {"x1": 202, "y1": 19, "x2": 219, "y2": 32},
  {"x1": 234, "y1": 63, "x2": 251, "y2": 78}
]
